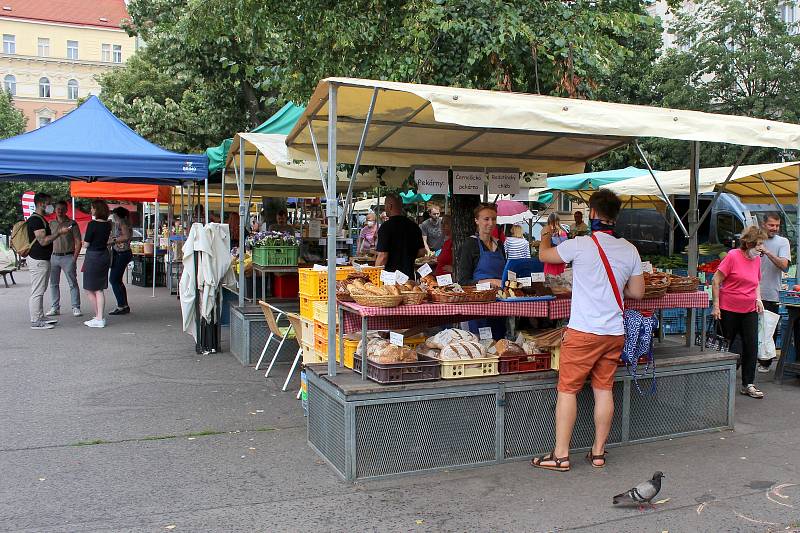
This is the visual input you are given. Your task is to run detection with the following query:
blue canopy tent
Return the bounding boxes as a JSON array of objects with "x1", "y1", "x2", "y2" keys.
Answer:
[{"x1": 0, "y1": 95, "x2": 207, "y2": 184}]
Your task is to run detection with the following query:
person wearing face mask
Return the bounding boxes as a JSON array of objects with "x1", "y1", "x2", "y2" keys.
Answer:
[
  {"x1": 711, "y1": 226, "x2": 769, "y2": 399},
  {"x1": 420, "y1": 205, "x2": 444, "y2": 254},
  {"x1": 357, "y1": 211, "x2": 379, "y2": 256},
  {"x1": 27, "y1": 193, "x2": 72, "y2": 330}
]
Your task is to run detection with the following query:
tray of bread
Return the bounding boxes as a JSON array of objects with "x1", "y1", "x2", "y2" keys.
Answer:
[
  {"x1": 352, "y1": 333, "x2": 440, "y2": 384},
  {"x1": 416, "y1": 328, "x2": 499, "y2": 379}
]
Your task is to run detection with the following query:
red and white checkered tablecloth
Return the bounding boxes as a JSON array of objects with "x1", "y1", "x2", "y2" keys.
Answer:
[
  {"x1": 548, "y1": 291, "x2": 709, "y2": 320},
  {"x1": 339, "y1": 300, "x2": 549, "y2": 334}
]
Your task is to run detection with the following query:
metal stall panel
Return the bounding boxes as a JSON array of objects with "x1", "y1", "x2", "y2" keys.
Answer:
[
  {"x1": 307, "y1": 381, "x2": 348, "y2": 478},
  {"x1": 229, "y1": 307, "x2": 244, "y2": 362},
  {"x1": 354, "y1": 393, "x2": 497, "y2": 479},
  {"x1": 628, "y1": 366, "x2": 732, "y2": 441},
  {"x1": 503, "y1": 381, "x2": 624, "y2": 460}
]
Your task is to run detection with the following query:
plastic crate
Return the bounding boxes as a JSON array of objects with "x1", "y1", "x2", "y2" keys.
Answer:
[
  {"x1": 272, "y1": 273, "x2": 299, "y2": 298},
  {"x1": 313, "y1": 321, "x2": 340, "y2": 360},
  {"x1": 313, "y1": 300, "x2": 338, "y2": 325},
  {"x1": 299, "y1": 317, "x2": 314, "y2": 346},
  {"x1": 779, "y1": 290, "x2": 800, "y2": 306},
  {"x1": 300, "y1": 340, "x2": 317, "y2": 364},
  {"x1": 252, "y1": 246, "x2": 299, "y2": 267},
  {"x1": 299, "y1": 295, "x2": 323, "y2": 320},
  {"x1": 352, "y1": 354, "x2": 441, "y2": 384},
  {"x1": 499, "y1": 353, "x2": 552, "y2": 374},
  {"x1": 436, "y1": 355, "x2": 499, "y2": 379},
  {"x1": 336, "y1": 334, "x2": 359, "y2": 369},
  {"x1": 298, "y1": 266, "x2": 383, "y2": 299}
]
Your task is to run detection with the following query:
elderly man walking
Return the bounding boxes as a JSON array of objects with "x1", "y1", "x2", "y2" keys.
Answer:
[{"x1": 46, "y1": 200, "x2": 82, "y2": 318}]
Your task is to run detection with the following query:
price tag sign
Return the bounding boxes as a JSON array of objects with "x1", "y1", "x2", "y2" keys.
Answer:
[
  {"x1": 417, "y1": 263, "x2": 432, "y2": 277},
  {"x1": 395, "y1": 270, "x2": 409, "y2": 285},
  {"x1": 380, "y1": 270, "x2": 396, "y2": 285},
  {"x1": 531, "y1": 272, "x2": 545, "y2": 283},
  {"x1": 518, "y1": 277, "x2": 532, "y2": 287},
  {"x1": 353, "y1": 262, "x2": 365, "y2": 272},
  {"x1": 476, "y1": 282, "x2": 492, "y2": 291},
  {"x1": 318, "y1": 239, "x2": 325, "y2": 246},
  {"x1": 312, "y1": 264, "x2": 326, "y2": 272},
  {"x1": 642, "y1": 261, "x2": 654, "y2": 274},
  {"x1": 389, "y1": 331, "x2": 404, "y2": 347},
  {"x1": 346, "y1": 238, "x2": 353, "y2": 244},
  {"x1": 436, "y1": 274, "x2": 453, "y2": 286},
  {"x1": 508, "y1": 270, "x2": 517, "y2": 281},
  {"x1": 478, "y1": 327, "x2": 493, "y2": 340}
]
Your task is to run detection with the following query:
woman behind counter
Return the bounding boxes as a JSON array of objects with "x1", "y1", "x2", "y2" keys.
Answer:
[
  {"x1": 457, "y1": 203, "x2": 506, "y2": 338},
  {"x1": 543, "y1": 213, "x2": 568, "y2": 276},
  {"x1": 357, "y1": 211, "x2": 379, "y2": 255}
]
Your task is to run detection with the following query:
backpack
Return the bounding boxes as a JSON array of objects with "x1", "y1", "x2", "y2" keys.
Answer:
[
  {"x1": 10, "y1": 214, "x2": 42, "y2": 258},
  {"x1": 591, "y1": 234, "x2": 658, "y2": 395}
]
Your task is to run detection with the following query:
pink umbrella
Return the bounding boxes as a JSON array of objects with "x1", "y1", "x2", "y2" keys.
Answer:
[{"x1": 496, "y1": 200, "x2": 534, "y2": 224}]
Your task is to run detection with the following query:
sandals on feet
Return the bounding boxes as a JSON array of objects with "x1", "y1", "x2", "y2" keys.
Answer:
[
  {"x1": 531, "y1": 451, "x2": 570, "y2": 472},
  {"x1": 586, "y1": 450, "x2": 607, "y2": 468}
]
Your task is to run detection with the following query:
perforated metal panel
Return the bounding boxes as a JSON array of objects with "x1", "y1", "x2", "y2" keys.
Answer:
[
  {"x1": 248, "y1": 319, "x2": 269, "y2": 364},
  {"x1": 504, "y1": 382, "x2": 623, "y2": 459},
  {"x1": 307, "y1": 381, "x2": 347, "y2": 476},
  {"x1": 629, "y1": 369, "x2": 730, "y2": 440},
  {"x1": 230, "y1": 309, "x2": 243, "y2": 361},
  {"x1": 355, "y1": 394, "x2": 496, "y2": 478}
]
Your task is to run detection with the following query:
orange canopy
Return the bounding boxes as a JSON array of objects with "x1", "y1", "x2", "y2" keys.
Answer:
[{"x1": 70, "y1": 182, "x2": 172, "y2": 203}]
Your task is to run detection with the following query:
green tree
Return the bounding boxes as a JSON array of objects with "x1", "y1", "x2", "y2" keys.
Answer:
[{"x1": 0, "y1": 90, "x2": 25, "y2": 138}]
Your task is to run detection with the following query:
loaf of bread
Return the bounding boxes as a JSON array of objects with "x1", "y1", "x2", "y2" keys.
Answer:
[
  {"x1": 438, "y1": 340, "x2": 486, "y2": 360},
  {"x1": 425, "y1": 328, "x2": 479, "y2": 349},
  {"x1": 495, "y1": 339, "x2": 526, "y2": 357},
  {"x1": 421, "y1": 275, "x2": 438, "y2": 288},
  {"x1": 369, "y1": 344, "x2": 417, "y2": 364},
  {"x1": 386, "y1": 284, "x2": 401, "y2": 296}
]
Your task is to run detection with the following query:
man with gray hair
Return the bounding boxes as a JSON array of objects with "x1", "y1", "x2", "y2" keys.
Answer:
[{"x1": 757, "y1": 212, "x2": 790, "y2": 372}]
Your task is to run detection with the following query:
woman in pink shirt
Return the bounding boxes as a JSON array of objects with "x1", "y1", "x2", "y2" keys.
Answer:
[{"x1": 711, "y1": 226, "x2": 768, "y2": 399}]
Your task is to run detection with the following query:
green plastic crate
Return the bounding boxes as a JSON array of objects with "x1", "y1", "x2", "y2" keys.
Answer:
[{"x1": 252, "y1": 245, "x2": 299, "y2": 266}]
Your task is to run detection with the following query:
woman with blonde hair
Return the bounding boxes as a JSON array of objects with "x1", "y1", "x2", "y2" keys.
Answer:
[
  {"x1": 543, "y1": 213, "x2": 568, "y2": 275},
  {"x1": 711, "y1": 226, "x2": 769, "y2": 398},
  {"x1": 504, "y1": 225, "x2": 531, "y2": 259}
]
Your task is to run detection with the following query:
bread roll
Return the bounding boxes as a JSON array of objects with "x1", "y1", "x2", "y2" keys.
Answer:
[
  {"x1": 495, "y1": 339, "x2": 525, "y2": 357},
  {"x1": 439, "y1": 340, "x2": 486, "y2": 360},
  {"x1": 386, "y1": 284, "x2": 401, "y2": 296},
  {"x1": 363, "y1": 283, "x2": 385, "y2": 296}
]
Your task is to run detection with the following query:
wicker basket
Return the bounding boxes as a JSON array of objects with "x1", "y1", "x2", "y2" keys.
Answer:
[
  {"x1": 400, "y1": 291, "x2": 427, "y2": 305},
  {"x1": 429, "y1": 286, "x2": 496, "y2": 304},
  {"x1": 336, "y1": 292, "x2": 355, "y2": 302},
  {"x1": 351, "y1": 293, "x2": 404, "y2": 308},
  {"x1": 642, "y1": 272, "x2": 670, "y2": 299},
  {"x1": 667, "y1": 275, "x2": 700, "y2": 293}
]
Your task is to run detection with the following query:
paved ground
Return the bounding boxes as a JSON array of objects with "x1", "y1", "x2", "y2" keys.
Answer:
[{"x1": 1, "y1": 268, "x2": 800, "y2": 532}]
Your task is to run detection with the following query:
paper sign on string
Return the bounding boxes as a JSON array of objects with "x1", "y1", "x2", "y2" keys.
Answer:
[
  {"x1": 507, "y1": 271, "x2": 517, "y2": 281},
  {"x1": 478, "y1": 327, "x2": 493, "y2": 340},
  {"x1": 452, "y1": 169, "x2": 485, "y2": 195},
  {"x1": 312, "y1": 264, "x2": 326, "y2": 272},
  {"x1": 417, "y1": 263, "x2": 432, "y2": 277},
  {"x1": 518, "y1": 277, "x2": 532, "y2": 287},
  {"x1": 414, "y1": 169, "x2": 449, "y2": 195},
  {"x1": 436, "y1": 274, "x2": 453, "y2": 286},
  {"x1": 395, "y1": 270, "x2": 409, "y2": 285},
  {"x1": 531, "y1": 272, "x2": 545, "y2": 283},
  {"x1": 487, "y1": 170, "x2": 520, "y2": 195},
  {"x1": 380, "y1": 270, "x2": 396, "y2": 285},
  {"x1": 476, "y1": 282, "x2": 491, "y2": 291},
  {"x1": 353, "y1": 262, "x2": 364, "y2": 272},
  {"x1": 389, "y1": 331, "x2": 404, "y2": 347}
]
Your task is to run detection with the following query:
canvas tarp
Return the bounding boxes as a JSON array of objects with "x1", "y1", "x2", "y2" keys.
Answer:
[
  {"x1": 602, "y1": 162, "x2": 800, "y2": 204},
  {"x1": 286, "y1": 78, "x2": 800, "y2": 174},
  {"x1": 0, "y1": 96, "x2": 207, "y2": 184},
  {"x1": 71, "y1": 182, "x2": 172, "y2": 203}
]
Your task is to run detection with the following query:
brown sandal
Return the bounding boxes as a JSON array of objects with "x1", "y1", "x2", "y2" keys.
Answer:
[
  {"x1": 586, "y1": 450, "x2": 607, "y2": 468},
  {"x1": 531, "y1": 451, "x2": 570, "y2": 472}
]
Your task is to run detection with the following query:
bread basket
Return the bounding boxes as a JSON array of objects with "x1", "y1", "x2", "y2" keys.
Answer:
[
  {"x1": 351, "y1": 293, "x2": 404, "y2": 308},
  {"x1": 642, "y1": 271, "x2": 670, "y2": 299},
  {"x1": 400, "y1": 291, "x2": 427, "y2": 305},
  {"x1": 666, "y1": 274, "x2": 700, "y2": 293}
]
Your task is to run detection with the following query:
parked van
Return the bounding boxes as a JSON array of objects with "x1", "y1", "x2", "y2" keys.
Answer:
[{"x1": 616, "y1": 193, "x2": 797, "y2": 255}]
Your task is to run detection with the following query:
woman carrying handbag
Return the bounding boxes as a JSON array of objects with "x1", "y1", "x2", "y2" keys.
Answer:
[{"x1": 711, "y1": 226, "x2": 769, "y2": 399}]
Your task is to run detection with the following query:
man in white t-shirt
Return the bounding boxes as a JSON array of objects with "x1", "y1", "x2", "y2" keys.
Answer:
[{"x1": 532, "y1": 190, "x2": 644, "y2": 472}]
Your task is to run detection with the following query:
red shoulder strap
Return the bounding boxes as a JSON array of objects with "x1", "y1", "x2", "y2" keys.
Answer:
[{"x1": 590, "y1": 233, "x2": 623, "y2": 312}]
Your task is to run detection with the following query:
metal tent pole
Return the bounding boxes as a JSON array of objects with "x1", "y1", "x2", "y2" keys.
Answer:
[
  {"x1": 238, "y1": 140, "x2": 246, "y2": 308},
  {"x1": 204, "y1": 177, "x2": 209, "y2": 223},
  {"x1": 153, "y1": 199, "x2": 159, "y2": 298},
  {"x1": 327, "y1": 84, "x2": 339, "y2": 378},
  {"x1": 635, "y1": 141, "x2": 689, "y2": 237},
  {"x1": 687, "y1": 142, "x2": 700, "y2": 347},
  {"x1": 167, "y1": 197, "x2": 173, "y2": 293},
  {"x1": 339, "y1": 88, "x2": 378, "y2": 231},
  {"x1": 220, "y1": 169, "x2": 226, "y2": 222}
]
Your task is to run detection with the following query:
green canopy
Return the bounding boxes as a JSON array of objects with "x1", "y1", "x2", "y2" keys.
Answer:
[
  {"x1": 205, "y1": 102, "x2": 306, "y2": 175},
  {"x1": 400, "y1": 191, "x2": 433, "y2": 204},
  {"x1": 546, "y1": 166, "x2": 647, "y2": 191}
]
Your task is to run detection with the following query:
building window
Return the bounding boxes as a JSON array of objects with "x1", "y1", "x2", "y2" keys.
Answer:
[
  {"x1": 780, "y1": 1, "x2": 799, "y2": 34},
  {"x1": 112, "y1": 44, "x2": 122, "y2": 63},
  {"x1": 67, "y1": 40, "x2": 78, "y2": 60},
  {"x1": 38, "y1": 117, "x2": 52, "y2": 128},
  {"x1": 67, "y1": 79, "x2": 79, "y2": 100},
  {"x1": 101, "y1": 43, "x2": 111, "y2": 62},
  {"x1": 39, "y1": 77, "x2": 50, "y2": 98},
  {"x1": 37, "y1": 37, "x2": 50, "y2": 57},
  {"x1": 558, "y1": 192, "x2": 571, "y2": 213},
  {"x1": 2, "y1": 34, "x2": 14, "y2": 54},
  {"x1": 3, "y1": 74, "x2": 15, "y2": 96}
]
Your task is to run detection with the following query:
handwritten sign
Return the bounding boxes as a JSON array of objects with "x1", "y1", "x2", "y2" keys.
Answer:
[
  {"x1": 642, "y1": 261, "x2": 654, "y2": 274},
  {"x1": 395, "y1": 270, "x2": 409, "y2": 285},
  {"x1": 312, "y1": 264, "x2": 326, "y2": 272},
  {"x1": 389, "y1": 331, "x2": 404, "y2": 347},
  {"x1": 488, "y1": 170, "x2": 520, "y2": 195},
  {"x1": 417, "y1": 263, "x2": 432, "y2": 277},
  {"x1": 318, "y1": 239, "x2": 326, "y2": 246},
  {"x1": 436, "y1": 274, "x2": 453, "y2": 286},
  {"x1": 453, "y1": 169, "x2": 485, "y2": 195},
  {"x1": 507, "y1": 270, "x2": 517, "y2": 281},
  {"x1": 531, "y1": 272, "x2": 545, "y2": 283},
  {"x1": 476, "y1": 282, "x2": 492, "y2": 291},
  {"x1": 380, "y1": 270, "x2": 396, "y2": 285},
  {"x1": 414, "y1": 169, "x2": 449, "y2": 195},
  {"x1": 518, "y1": 277, "x2": 532, "y2": 287},
  {"x1": 478, "y1": 327, "x2": 493, "y2": 340},
  {"x1": 308, "y1": 219, "x2": 321, "y2": 238},
  {"x1": 353, "y1": 262, "x2": 365, "y2": 272}
]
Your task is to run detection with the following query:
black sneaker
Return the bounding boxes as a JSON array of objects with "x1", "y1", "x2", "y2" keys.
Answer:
[
  {"x1": 31, "y1": 320, "x2": 55, "y2": 330},
  {"x1": 109, "y1": 306, "x2": 130, "y2": 316}
]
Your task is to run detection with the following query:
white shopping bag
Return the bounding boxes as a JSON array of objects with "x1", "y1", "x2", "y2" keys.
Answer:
[{"x1": 758, "y1": 310, "x2": 780, "y2": 361}]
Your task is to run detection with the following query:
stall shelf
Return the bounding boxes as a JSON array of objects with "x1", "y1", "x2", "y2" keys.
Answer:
[{"x1": 306, "y1": 346, "x2": 737, "y2": 481}]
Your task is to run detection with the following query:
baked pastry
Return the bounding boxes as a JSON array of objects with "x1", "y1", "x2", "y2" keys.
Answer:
[
  {"x1": 425, "y1": 328, "x2": 479, "y2": 349},
  {"x1": 369, "y1": 344, "x2": 417, "y2": 364},
  {"x1": 438, "y1": 340, "x2": 486, "y2": 360},
  {"x1": 495, "y1": 339, "x2": 525, "y2": 357}
]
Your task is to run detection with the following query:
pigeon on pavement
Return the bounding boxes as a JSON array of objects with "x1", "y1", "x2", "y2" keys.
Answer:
[{"x1": 613, "y1": 472, "x2": 665, "y2": 507}]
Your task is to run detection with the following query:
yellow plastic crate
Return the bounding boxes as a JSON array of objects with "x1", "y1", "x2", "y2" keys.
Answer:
[
  {"x1": 299, "y1": 295, "x2": 323, "y2": 320},
  {"x1": 336, "y1": 334, "x2": 360, "y2": 369},
  {"x1": 313, "y1": 300, "x2": 339, "y2": 325},
  {"x1": 299, "y1": 266, "x2": 384, "y2": 299},
  {"x1": 299, "y1": 317, "x2": 314, "y2": 346},
  {"x1": 300, "y1": 340, "x2": 317, "y2": 364},
  {"x1": 437, "y1": 356, "x2": 499, "y2": 379},
  {"x1": 550, "y1": 347, "x2": 560, "y2": 371}
]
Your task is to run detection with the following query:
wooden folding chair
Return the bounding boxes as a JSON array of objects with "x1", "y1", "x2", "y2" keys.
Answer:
[
  {"x1": 283, "y1": 313, "x2": 304, "y2": 393},
  {"x1": 256, "y1": 301, "x2": 302, "y2": 391}
]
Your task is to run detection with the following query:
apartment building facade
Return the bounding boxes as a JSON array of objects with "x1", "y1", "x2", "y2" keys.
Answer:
[{"x1": 0, "y1": 0, "x2": 136, "y2": 130}]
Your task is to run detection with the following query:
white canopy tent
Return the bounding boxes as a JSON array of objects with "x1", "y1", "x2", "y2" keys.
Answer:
[{"x1": 285, "y1": 77, "x2": 800, "y2": 377}]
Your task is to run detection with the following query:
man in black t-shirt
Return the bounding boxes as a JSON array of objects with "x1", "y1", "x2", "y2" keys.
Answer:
[
  {"x1": 27, "y1": 193, "x2": 71, "y2": 330},
  {"x1": 375, "y1": 193, "x2": 425, "y2": 278}
]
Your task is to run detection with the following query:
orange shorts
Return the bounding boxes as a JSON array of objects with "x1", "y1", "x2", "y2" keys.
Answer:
[{"x1": 557, "y1": 328, "x2": 625, "y2": 394}]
